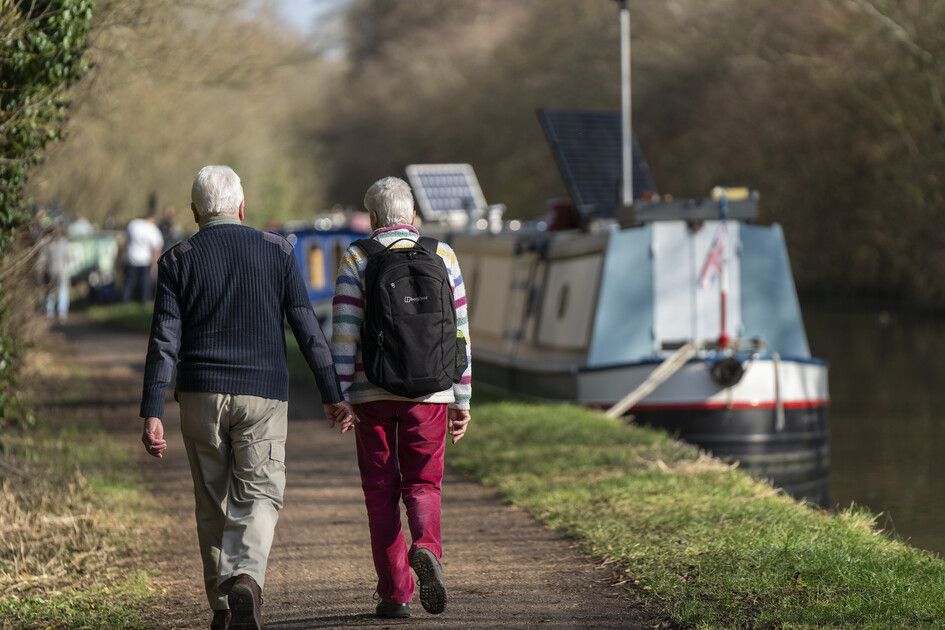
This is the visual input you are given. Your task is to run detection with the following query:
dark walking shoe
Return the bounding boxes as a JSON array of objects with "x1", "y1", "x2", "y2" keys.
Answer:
[
  {"x1": 375, "y1": 600, "x2": 411, "y2": 618},
  {"x1": 210, "y1": 609, "x2": 231, "y2": 630},
  {"x1": 227, "y1": 574, "x2": 264, "y2": 630},
  {"x1": 409, "y1": 547, "x2": 447, "y2": 614}
]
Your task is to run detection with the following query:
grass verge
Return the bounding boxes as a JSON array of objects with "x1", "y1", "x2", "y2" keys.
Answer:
[
  {"x1": 83, "y1": 302, "x2": 945, "y2": 627},
  {"x1": 85, "y1": 302, "x2": 154, "y2": 332},
  {"x1": 0, "y1": 348, "x2": 156, "y2": 629},
  {"x1": 451, "y1": 389, "x2": 945, "y2": 628}
]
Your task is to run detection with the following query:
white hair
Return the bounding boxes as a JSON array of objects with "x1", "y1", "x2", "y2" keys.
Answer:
[
  {"x1": 364, "y1": 176, "x2": 415, "y2": 227},
  {"x1": 191, "y1": 165, "x2": 244, "y2": 218}
]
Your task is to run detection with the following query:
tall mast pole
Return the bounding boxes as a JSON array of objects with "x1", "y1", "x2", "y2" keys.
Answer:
[{"x1": 619, "y1": 0, "x2": 634, "y2": 208}]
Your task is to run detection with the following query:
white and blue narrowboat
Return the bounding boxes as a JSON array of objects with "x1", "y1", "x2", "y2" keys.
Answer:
[{"x1": 446, "y1": 191, "x2": 830, "y2": 504}]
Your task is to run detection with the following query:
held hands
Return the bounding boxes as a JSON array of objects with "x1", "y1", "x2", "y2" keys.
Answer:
[
  {"x1": 324, "y1": 401, "x2": 358, "y2": 433},
  {"x1": 142, "y1": 417, "x2": 167, "y2": 458},
  {"x1": 448, "y1": 408, "x2": 471, "y2": 444}
]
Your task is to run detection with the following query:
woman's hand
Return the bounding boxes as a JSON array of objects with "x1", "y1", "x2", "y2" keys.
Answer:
[
  {"x1": 448, "y1": 408, "x2": 471, "y2": 444},
  {"x1": 323, "y1": 401, "x2": 358, "y2": 433}
]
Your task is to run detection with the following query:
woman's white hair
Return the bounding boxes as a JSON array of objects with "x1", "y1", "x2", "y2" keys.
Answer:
[
  {"x1": 364, "y1": 176, "x2": 415, "y2": 227},
  {"x1": 191, "y1": 165, "x2": 244, "y2": 218}
]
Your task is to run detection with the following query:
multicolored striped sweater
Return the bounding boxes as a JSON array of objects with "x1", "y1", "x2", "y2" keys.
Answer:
[{"x1": 331, "y1": 225, "x2": 472, "y2": 409}]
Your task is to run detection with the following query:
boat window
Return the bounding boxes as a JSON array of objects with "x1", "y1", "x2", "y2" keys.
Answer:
[
  {"x1": 308, "y1": 242, "x2": 325, "y2": 290},
  {"x1": 333, "y1": 240, "x2": 346, "y2": 280},
  {"x1": 557, "y1": 284, "x2": 569, "y2": 319}
]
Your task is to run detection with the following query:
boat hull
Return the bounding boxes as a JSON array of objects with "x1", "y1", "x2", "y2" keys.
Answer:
[
  {"x1": 474, "y1": 352, "x2": 830, "y2": 504},
  {"x1": 632, "y1": 404, "x2": 829, "y2": 505}
]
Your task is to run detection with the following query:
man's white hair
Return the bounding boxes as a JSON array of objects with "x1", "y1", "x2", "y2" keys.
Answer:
[
  {"x1": 191, "y1": 165, "x2": 244, "y2": 218},
  {"x1": 364, "y1": 177, "x2": 415, "y2": 227}
]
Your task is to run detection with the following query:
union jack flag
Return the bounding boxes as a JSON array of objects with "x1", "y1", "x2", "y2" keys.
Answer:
[{"x1": 699, "y1": 224, "x2": 726, "y2": 288}]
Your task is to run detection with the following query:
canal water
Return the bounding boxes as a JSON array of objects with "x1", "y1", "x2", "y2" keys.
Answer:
[{"x1": 803, "y1": 298, "x2": 945, "y2": 556}]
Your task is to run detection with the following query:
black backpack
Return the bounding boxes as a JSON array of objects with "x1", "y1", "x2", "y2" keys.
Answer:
[{"x1": 355, "y1": 236, "x2": 468, "y2": 398}]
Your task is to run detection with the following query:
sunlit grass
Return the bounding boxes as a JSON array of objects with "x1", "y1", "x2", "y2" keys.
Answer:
[
  {"x1": 0, "y1": 426, "x2": 156, "y2": 629},
  {"x1": 453, "y1": 389, "x2": 945, "y2": 628},
  {"x1": 0, "y1": 572, "x2": 152, "y2": 630},
  {"x1": 0, "y1": 342, "x2": 158, "y2": 628}
]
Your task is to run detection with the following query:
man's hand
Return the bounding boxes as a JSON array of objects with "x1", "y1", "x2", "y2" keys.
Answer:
[
  {"x1": 323, "y1": 401, "x2": 358, "y2": 433},
  {"x1": 448, "y1": 408, "x2": 471, "y2": 444},
  {"x1": 142, "y1": 417, "x2": 167, "y2": 458}
]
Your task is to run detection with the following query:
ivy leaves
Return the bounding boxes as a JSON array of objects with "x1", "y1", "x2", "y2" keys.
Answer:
[{"x1": 0, "y1": 0, "x2": 93, "y2": 424}]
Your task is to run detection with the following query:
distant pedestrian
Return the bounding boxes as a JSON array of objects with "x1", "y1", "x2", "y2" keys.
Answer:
[
  {"x1": 139, "y1": 165, "x2": 355, "y2": 630},
  {"x1": 332, "y1": 176, "x2": 472, "y2": 619},
  {"x1": 122, "y1": 208, "x2": 163, "y2": 303},
  {"x1": 42, "y1": 227, "x2": 73, "y2": 322},
  {"x1": 158, "y1": 205, "x2": 185, "y2": 250}
]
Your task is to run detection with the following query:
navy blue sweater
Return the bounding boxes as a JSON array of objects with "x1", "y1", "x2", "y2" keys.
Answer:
[{"x1": 140, "y1": 223, "x2": 342, "y2": 418}]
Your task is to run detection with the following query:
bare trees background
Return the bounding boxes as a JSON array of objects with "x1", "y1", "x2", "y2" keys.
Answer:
[
  {"x1": 313, "y1": 0, "x2": 945, "y2": 306},
  {"x1": 30, "y1": 0, "x2": 325, "y2": 227},
  {"x1": 28, "y1": 0, "x2": 945, "y2": 306}
]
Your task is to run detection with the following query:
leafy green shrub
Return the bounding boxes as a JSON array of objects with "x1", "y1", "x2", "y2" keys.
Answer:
[{"x1": 0, "y1": 0, "x2": 93, "y2": 426}]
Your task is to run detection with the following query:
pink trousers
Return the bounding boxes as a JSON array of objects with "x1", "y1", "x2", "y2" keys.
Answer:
[{"x1": 353, "y1": 400, "x2": 447, "y2": 604}]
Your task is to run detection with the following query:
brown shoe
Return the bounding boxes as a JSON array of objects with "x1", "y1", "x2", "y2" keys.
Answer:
[
  {"x1": 210, "y1": 609, "x2": 231, "y2": 630},
  {"x1": 227, "y1": 574, "x2": 264, "y2": 630}
]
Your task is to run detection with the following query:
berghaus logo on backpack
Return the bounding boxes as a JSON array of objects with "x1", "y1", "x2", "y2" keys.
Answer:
[{"x1": 356, "y1": 236, "x2": 468, "y2": 398}]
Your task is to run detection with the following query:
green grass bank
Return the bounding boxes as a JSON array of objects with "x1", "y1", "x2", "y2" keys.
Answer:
[
  {"x1": 0, "y1": 349, "x2": 156, "y2": 629},
  {"x1": 86, "y1": 302, "x2": 945, "y2": 628},
  {"x1": 454, "y1": 392, "x2": 945, "y2": 628}
]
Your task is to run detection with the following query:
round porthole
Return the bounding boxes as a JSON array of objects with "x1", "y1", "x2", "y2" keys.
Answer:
[{"x1": 557, "y1": 284, "x2": 569, "y2": 319}]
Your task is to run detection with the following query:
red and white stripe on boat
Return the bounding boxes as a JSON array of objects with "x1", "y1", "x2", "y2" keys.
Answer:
[{"x1": 629, "y1": 399, "x2": 829, "y2": 412}]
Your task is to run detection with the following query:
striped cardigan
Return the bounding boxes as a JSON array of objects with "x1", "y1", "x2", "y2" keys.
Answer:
[{"x1": 331, "y1": 224, "x2": 472, "y2": 409}]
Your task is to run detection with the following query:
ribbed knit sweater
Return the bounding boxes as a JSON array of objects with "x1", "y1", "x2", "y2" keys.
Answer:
[
  {"x1": 140, "y1": 222, "x2": 342, "y2": 419},
  {"x1": 331, "y1": 224, "x2": 472, "y2": 409}
]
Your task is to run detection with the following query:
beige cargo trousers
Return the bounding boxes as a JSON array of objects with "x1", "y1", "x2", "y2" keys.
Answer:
[{"x1": 178, "y1": 392, "x2": 288, "y2": 610}]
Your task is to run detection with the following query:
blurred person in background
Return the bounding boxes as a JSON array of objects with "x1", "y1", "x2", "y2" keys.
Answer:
[
  {"x1": 159, "y1": 205, "x2": 185, "y2": 251},
  {"x1": 42, "y1": 226, "x2": 73, "y2": 323},
  {"x1": 122, "y1": 208, "x2": 163, "y2": 303}
]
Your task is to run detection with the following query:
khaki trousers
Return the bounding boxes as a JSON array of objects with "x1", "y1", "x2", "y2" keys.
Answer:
[{"x1": 178, "y1": 392, "x2": 288, "y2": 611}]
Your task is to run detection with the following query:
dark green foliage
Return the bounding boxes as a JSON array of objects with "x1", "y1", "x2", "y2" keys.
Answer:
[
  {"x1": 0, "y1": 0, "x2": 93, "y2": 424},
  {"x1": 1, "y1": 0, "x2": 94, "y2": 247}
]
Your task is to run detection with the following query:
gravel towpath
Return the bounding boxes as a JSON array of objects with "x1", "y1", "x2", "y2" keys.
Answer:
[{"x1": 60, "y1": 320, "x2": 648, "y2": 629}]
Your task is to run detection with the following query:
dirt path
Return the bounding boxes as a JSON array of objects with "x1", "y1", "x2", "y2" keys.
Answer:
[{"x1": 60, "y1": 320, "x2": 648, "y2": 629}]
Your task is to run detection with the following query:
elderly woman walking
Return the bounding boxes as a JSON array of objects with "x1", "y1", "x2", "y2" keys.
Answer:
[{"x1": 331, "y1": 176, "x2": 473, "y2": 619}]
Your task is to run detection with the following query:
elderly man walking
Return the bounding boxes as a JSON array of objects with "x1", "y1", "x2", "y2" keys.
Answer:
[
  {"x1": 332, "y1": 176, "x2": 472, "y2": 619},
  {"x1": 140, "y1": 165, "x2": 354, "y2": 630}
]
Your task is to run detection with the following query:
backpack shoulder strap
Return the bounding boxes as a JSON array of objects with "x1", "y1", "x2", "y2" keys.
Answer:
[
  {"x1": 417, "y1": 236, "x2": 439, "y2": 256},
  {"x1": 353, "y1": 238, "x2": 385, "y2": 258}
]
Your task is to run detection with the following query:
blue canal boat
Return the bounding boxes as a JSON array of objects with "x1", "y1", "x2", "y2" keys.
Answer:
[{"x1": 282, "y1": 224, "x2": 368, "y2": 319}]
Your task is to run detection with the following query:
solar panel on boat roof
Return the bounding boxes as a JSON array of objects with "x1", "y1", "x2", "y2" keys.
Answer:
[
  {"x1": 538, "y1": 108, "x2": 656, "y2": 218},
  {"x1": 406, "y1": 164, "x2": 487, "y2": 223}
]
